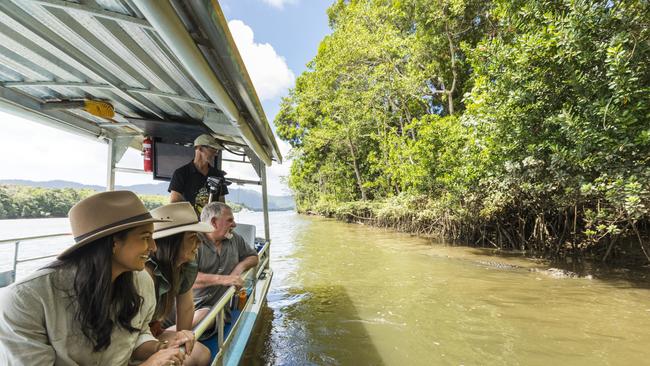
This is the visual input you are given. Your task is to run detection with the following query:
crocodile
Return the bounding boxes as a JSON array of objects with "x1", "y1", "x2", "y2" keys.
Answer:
[
  {"x1": 472, "y1": 260, "x2": 522, "y2": 270},
  {"x1": 470, "y1": 260, "x2": 594, "y2": 279},
  {"x1": 529, "y1": 267, "x2": 593, "y2": 279}
]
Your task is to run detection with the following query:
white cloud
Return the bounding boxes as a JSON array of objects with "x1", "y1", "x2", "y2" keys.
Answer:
[
  {"x1": 261, "y1": 0, "x2": 298, "y2": 9},
  {"x1": 228, "y1": 20, "x2": 295, "y2": 101},
  {"x1": 0, "y1": 111, "x2": 162, "y2": 187},
  {"x1": 0, "y1": 112, "x2": 105, "y2": 185},
  {"x1": 267, "y1": 137, "x2": 292, "y2": 194},
  {"x1": 221, "y1": 136, "x2": 293, "y2": 197},
  {"x1": 225, "y1": 20, "x2": 294, "y2": 195}
]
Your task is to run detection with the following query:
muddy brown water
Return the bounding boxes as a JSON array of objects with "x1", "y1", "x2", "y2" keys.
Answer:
[
  {"x1": 241, "y1": 212, "x2": 650, "y2": 366},
  {"x1": 2, "y1": 213, "x2": 649, "y2": 365}
]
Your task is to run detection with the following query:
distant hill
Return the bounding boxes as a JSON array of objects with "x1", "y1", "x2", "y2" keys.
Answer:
[{"x1": 0, "y1": 179, "x2": 295, "y2": 211}]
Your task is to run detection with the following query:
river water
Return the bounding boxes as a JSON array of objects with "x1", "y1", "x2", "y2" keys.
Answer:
[{"x1": 2, "y1": 212, "x2": 650, "y2": 365}]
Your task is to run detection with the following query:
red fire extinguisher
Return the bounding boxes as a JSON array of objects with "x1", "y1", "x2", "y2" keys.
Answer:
[{"x1": 143, "y1": 137, "x2": 153, "y2": 172}]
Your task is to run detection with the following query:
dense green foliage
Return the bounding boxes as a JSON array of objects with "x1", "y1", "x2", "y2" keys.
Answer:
[
  {"x1": 0, "y1": 185, "x2": 244, "y2": 219},
  {"x1": 0, "y1": 185, "x2": 166, "y2": 219},
  {"x1": 276, "y1": 0, "x2": 650, "y2": 262},
  {"x1": 0, "y1": 185, "x2": 95, "y2": 219}
]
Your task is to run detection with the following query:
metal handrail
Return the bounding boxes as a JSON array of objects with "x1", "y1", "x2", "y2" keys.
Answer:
[
  {"x1": 257, "y1": 257, "x2": 269, "y2": 280},
  {"x1": 193, "y1": 287, "x2": 235, "y2": 339},
  {"x1": 255, "y1": 241, "x2": 271, "y2": 279},
  {"x1": 1, "y1": 232, "x2": 71, "y2": 286},
  {"x1": 192, "y1": 266, "x2": 256, "y2": 342},
  {"x1": 0, "y1": 232, "x2": 71, "y2": 245},
  {"x1": 16, "y1": 254, "x2": 59, "y2": 263},
  {"x1": 257, "y1": 241, "x2": 270, "y2": 259}
]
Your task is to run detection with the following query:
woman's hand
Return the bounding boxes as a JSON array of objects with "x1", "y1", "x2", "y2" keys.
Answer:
[
  {"x1": 140, "y1": 346, "x2": 185, "y2": 366},
  {"x1": 169, "y1": 329, "x2": 196, "y2": 356}
]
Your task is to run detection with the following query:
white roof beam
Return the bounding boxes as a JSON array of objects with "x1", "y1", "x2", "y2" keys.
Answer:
[{"x1": 133, "y1": 0, "x2": 272, "y2": 166}]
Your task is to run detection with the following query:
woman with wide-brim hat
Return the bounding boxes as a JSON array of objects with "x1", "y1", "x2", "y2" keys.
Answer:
[
  {"x1": 0, "y1": 191, "x2": 186, "y2": 366},
  {"x1": 146, "y1": 202, "x2": 214, "y2": 366}
]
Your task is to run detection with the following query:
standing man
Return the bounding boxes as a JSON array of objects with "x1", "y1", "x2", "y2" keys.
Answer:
[
  {"x1": 191, "y1": 202, "x2": 258, "y2": 328},
  {"x1": 168, "y1": 134, "x2": 229, "y2": 213}
]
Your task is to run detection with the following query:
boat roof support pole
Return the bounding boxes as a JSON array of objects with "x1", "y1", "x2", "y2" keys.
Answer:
[
  {"x1": 106, "y1": 137, "x2": 115, "y2": 191},
  {"x1": 261, "y1": 165, "x2": 270, "y2": 243}
]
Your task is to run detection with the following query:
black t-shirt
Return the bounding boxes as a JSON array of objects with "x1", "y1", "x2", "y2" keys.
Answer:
[{"x1": 168, "y1": 161, "x2": 228, "y2": 213}]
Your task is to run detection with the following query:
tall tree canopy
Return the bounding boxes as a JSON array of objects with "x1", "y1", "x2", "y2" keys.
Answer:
[{"x1": 276, "y1": 0, "x2": 649, "y2": 260}]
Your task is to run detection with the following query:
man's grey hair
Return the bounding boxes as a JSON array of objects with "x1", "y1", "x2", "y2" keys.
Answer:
[{"x1": 200, "y1": 202, "x2": 232, "y2": 223}]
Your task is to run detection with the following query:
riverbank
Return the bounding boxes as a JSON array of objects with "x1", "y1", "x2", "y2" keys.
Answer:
[
  {"x1": 0, "y1": 184, "x2": 244, "y2": 219},
  {"x1": 303, "y1": 193, "x2": 650, "y2": 271}
]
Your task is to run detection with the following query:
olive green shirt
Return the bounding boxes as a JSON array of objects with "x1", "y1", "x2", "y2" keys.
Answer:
[
  {"x1": 0, "y1": 267, "x2": 157, "y2": 366},
  {"x1": 147, "y1": 258, "x2": 198, "y2": 324}
]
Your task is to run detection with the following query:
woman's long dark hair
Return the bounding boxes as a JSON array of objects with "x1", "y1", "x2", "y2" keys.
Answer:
[
  {"x1": 47, "y1": 229, "x2": 141, "y2": 352},
  {"x1": 147, "y1": 232, "x2": 185, "y2": 321}
]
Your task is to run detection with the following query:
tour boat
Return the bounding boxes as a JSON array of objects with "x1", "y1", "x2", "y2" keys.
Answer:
[{"x1": 0, "y1": 1, "x2": 279, "y2": 364}]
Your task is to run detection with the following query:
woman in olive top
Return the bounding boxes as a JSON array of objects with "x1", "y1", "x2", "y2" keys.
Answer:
[
  {"x1": 148, "y1": 202, "x2": 213, "y2": 366},
  {"x1": 0, "y1": 191, "x2": 186, "y2": 366}
]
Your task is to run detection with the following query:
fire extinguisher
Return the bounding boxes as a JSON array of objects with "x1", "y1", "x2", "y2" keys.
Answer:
[{"x1": 143, "y1": 137, "x2": 153, "y2": 172}]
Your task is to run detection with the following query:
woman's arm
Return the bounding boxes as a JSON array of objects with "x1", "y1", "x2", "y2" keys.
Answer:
[
  {"x1": 131, "y1": 340, "x2": 160, "y2": 360},
  {"x1": 175, "y1": 290, "x2": 195, "y2": 331},
  {"x1": 0, "y1": 286, "x2": 56, "y2": 364},
  {"x1": 131, "y1": 270, "x2": 159, "y2": 360},
  {"x1": 135, "y1": 342, "x2": 185, "y2": 366}
]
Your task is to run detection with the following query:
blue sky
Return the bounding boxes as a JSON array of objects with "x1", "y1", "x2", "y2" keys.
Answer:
[
  {"x1": 0, "y1": 0, "x2": 333, "y2": 196},
  {"x1": 222, "y1": 0, "x2": 331, "y2": 74},
  {"x1": 221, "y1": 0, "x2": 331, "y2": 120}
]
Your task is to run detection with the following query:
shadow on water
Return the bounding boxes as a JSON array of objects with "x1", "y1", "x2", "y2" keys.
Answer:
[
  {"x1": 242, "y1": 286, "x2": 385, "y2": 366},
  {"x1": 240, "y1": 305, "x2": 274, "y2": 366}
]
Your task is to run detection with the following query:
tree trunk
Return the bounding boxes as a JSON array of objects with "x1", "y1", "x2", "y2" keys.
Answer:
[
  {"x1": 346, "y1": 135, "x2": 367, "y2": 200},
  {"x1": 445, "y1": 21, "x2": 457, "y2": 115}
]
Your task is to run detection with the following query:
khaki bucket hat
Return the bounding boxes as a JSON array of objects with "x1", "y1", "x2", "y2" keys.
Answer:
[
  {"x1": 193, "y1": 134, "x2": 223, "y2": 150},
  {"x1": 58, "y1": 191, "x2": 170, "y2": 259},
  {"x1": 151, "y1": 202, "x2": 213, "y2": 239}
]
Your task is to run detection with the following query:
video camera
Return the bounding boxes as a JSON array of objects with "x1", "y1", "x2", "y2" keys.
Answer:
[{"x1": 206, "y1": 176, "x2": 232, "y2": 203}]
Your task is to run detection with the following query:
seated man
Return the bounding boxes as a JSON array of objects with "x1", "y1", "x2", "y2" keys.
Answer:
[
  {"x1": 168, "y1": 134, "x2": 228, "y2": 213},
  {"x1": 191, "y1": 202, "x2": 258, "y2": 328}
]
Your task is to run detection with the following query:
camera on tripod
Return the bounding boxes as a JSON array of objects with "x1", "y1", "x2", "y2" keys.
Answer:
[{"x1": 206, "y1": 176, "x2": 232, "y2": 203}]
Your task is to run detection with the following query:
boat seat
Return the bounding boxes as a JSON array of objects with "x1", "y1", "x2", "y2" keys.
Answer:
[
  {"x1": 233, "y1": 223, "x2": 255, "y2": 251},
  {"x1": 0, "y1": 269, "x2": 15, "y2": 288}
]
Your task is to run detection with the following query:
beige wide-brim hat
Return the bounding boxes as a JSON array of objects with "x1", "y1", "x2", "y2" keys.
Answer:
[
  {"x1": 58, "y1": 191, "x2": 170, "y2": 259},
  {"x1": 193, "y1": 134, "x2": 223, "y2": 150},
  {"x1": 151, "y1": 202, "x2": 213, "y2": 239}
]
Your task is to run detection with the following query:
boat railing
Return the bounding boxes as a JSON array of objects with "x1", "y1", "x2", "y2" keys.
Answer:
[
  {"x1": 0, "y1": 232, "x2": 71, "y2": 287},
  {"x1": 256, "y1": 240, "x2": 270, "y2": 278}
]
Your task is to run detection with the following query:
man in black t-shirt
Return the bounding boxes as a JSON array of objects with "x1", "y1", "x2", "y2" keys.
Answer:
[{"x1": 168, "y1": 134, "x2": 229, "y2": 213}]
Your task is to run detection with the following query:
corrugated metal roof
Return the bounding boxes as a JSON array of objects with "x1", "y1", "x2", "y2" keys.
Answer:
[{"x1": 0, "y1": 0, "x2": 281, "y2": 165}]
